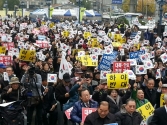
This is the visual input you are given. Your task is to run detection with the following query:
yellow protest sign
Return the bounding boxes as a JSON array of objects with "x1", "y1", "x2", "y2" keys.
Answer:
[
  {"x1": 120, "y1": 37, "x2": 126, "y2": 43},
  {"x1": 19, "y1": 49, "x2": 36, "y2": 62},
  {"x1": 107, "y1": 73, "x2": 128, "y2": 89},
  {"x1": 62, "y1": 31, "x2": 69, "y2": 37},
  {"x1": 160, "y1": 94, "x2": 165, "y2": 107},
  {"x1": 112, "y1": 42, "x2": 122, "y2": 47},
  {"x1": 72, "y1": 49, "x2": 85, "y2": 56},
  {"x1": 49, "y1": 22, "x2": 55, "y2": 28},
  {"x1": 137, "y1": 102, "x2": 154, "y2": 120},
  {"x1": 81, "y1": 55, "x2": 98, "y2": 67},
  {"x1": 41, "y1": 21, "x2": 46, "y2": 25},
  {"x1": 108, "y1": 33, "x2": 112, "y2": 38},
  {"x1": 0, "y1": 47, "x2": 6, "y2": 54},
  {"x1": 83, "y1": 32, "x2": 91, "y2": 39},
  {"x1": 76, "y1": 56, "x2": 82, "y2": 61},
  {"x1": 91, "y1": 38, "x2": 99, "y2": 47}
]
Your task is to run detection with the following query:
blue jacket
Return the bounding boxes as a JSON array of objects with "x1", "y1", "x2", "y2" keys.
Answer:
[
  {"x1": 63, "y1": 84, "x2": 80, "y2": 111},
  {"x1": 70, "y1": 99, "x2": 98, "y2": 124}
]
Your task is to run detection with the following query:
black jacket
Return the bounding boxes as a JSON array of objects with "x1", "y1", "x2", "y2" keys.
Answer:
[
  {"x1": 84, "y1": 110, "x2": 116, "y2": 125},
  {"x1": 92, "y1": 90, "x2": 108, "y2": 104},
  {"x1": 41, "y1": 86, "x2": 57, "y2": 111},
  {"x1": 150, "y1": 107, "x2": 167, "y2": 125},
  {"x1": 115, "y1": 105, "x2": 143, "y2": 125},
  {"x1": 54, "y1": 83, "x2": 71, "y2": 109},
  {"x1": 1, "y1": 85, "x2": 26, "y2": 102},
  {"x1": 143, "y1": 87, "x2": 157, "y2": 107},
  {"x1": 106, "y1": 90, "x2": 131, "y2": 114}
]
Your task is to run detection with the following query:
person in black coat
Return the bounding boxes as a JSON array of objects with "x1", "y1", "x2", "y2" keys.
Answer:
[
  {"x1": 115, "y1": 99, "x2": 143, "y2": 125},
  {"x1": 107, "y1": 88, "x2": 131, "y2": 114},
  {"x1": 84, "y1": 101, "x2": 116, "y2": 125},
  {"x1": 92, "y1": 79, "x2": 108, "y2": 104},
  {"x1": 142, "y1": 78, "x2": 159, "y2": 107},
  {"x1": 41, "y1": 76, "x2": 57, "y2": 125},
  {"x1": 54, "y1": 73, "x2": 72, "y2": 125},
  {"x1": 150, "y1": 94, "x2": 167, "y2": 125}
]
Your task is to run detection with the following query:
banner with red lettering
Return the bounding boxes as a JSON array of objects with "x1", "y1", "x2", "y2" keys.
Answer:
[
  {"x1": 36, "y1": 40, "x2": 49, "y2": 48},
  {"x1": 82, "y1": 108, "x2": 96, "y2": 123},
  {"x1": 113, "y1": 62, "x2": 130, "y2": 73},
  {"x1": 0, "y1": 56, "x2": 11, "y2": 66},
  {"x1": 1, "y1": 42, "x2": 14, "y2": 50}
]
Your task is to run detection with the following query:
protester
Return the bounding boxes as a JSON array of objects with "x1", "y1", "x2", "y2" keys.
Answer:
[
  {"x1": 0, "y1": 14, "x2": 165, "y2": 125},
  {"x1": 70, "y1": 89, "x2": 98, "y2": 125},
  {"x1": 150, "y1": 94, "x2": 167, "y2": 125},
  {"x1": 115, "y1": 99, "x2": 143, "y2": 125},
  {"x1": 84, "y1": 101, "x2": 116, "y2": 125},
  {"x1": 1, "y1": 76, "x2": 26, "y2": 102}
]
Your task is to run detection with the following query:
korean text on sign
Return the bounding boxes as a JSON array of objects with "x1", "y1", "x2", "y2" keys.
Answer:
[
  {"x1": 19, "y1": 49, "x2": 36, "y2": 62},
  {"x1": 106, "y1": 73, "x2": 129, "y2": 89},
  {"x1": 36, "y1": 40, "x2": 49, "y2": 48},
  {"x1": 82, "y1": 108, "x2": 96, "y2": 123},
  {"x1": 113, "y1": 62, "x2": 130, "y2": 73},
  {"x1": 137, "y1": 102, "x2": 154, "y2": 120},
  {"x1": 1, "y1": 42, "x2": 14, "y2": 50},
  {"x1": 81, "y1": 55, "x2": 98, "y2": 67},
  {"x1": 160, "y1": 94, "x2": 165, "y2": 107},
  {"x1": 0, "y1": 56, "x2": 11, "y2": 66},
  {"x1": 0, "y1": 47, "x2": 6, "y2": 54}
]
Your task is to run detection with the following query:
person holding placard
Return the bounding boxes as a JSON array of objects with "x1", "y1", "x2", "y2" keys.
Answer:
[
  {"x1": 115, "y1": 99, "x2": 143, "y2": 125},
  {"x1": 70, "y1": 89, "x2": 98, "y2": 125},
  {"x1": 150, "y1": 94, "x2": 167, "y2": 125},
  {"x1": 131, "y1": 88, "x2": 149, "y2": 108},
  {"x1": 92, "y1": 79, "x2": 108, "y2": 105},
  {"x1": 84, "y1": 101, "x2": 116, "y2": 125}
]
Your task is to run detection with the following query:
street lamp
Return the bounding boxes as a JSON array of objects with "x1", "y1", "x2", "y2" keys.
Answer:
[
  {"x1": 76, "y1": 0, "x2": 83, "y2": 23},
  {"x1": 20, "y1": 1, "x2": 25, "y2": 17},
  {"x1": 46, "y1": 0, "x2": 52, "y2": 19},
  {"x1": 3, "y1": 0, "x2": 8, "y2": 16}
]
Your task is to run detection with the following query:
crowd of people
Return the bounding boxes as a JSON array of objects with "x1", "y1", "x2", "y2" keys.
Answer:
[{"x1": 0, "y1": 15, "x2": 166, "y2": 125}]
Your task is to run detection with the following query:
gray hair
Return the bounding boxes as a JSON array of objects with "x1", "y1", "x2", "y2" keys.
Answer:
[{"x1": 164, "y1": 94, "x2": 167, "y2": 103}]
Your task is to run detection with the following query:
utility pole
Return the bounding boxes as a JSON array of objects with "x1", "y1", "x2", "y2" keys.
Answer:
[{"x1": 129, "y1": 0, "x2": 137, "y2": 12}]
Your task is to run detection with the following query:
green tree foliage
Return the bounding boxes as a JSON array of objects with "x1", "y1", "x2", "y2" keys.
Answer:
[
  {"x1": 74, "y1": 0, "x2": 91, "y2": 10},
  {"x1": 122, "y1": 0, "x2": 130, "y2": 12},
  {"x1": 0, "y1": 0, "x2": 19, "y2": 10}
]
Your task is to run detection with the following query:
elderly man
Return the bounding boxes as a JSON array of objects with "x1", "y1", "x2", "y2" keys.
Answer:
[
  {"x1": 150, "y1": 94, "x2": 167, "y2": 125},
  {"x1": 115, "y1": 99, "x2": 143, "y2": 125},
  {"x1": 84, "y1": 101, "x2": 116, "y2": 125},
  {"x1": 1, "y1": 77, "x2": 26, "y2": 102},
  {"x1": 70, "y1": 88, "x2": 98, "y2": 125}
]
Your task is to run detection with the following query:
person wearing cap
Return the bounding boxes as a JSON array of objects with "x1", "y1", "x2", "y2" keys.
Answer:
[
  {"x1": 0, "y1": 63, "x2": 6, "y2": 78},
  {"x1": 55, "y1": 73, "x2": 72, "y2": 125},
  {"x1": 71, "y1": 68, "x2": 84, "y2": 84},
  {"x1": 83, "y1": 71, "x2": 98, "y2": 95},
  {"x1": 92, "y1": 79, "x2": 108, "y2": 104},
  {"x1": 1, "y1": 77, "x2": 26, "y2": 102},
  {"x1": 63, "y1": 77, "x2": 84, "y2": 111},
  {"x1": 150, "y1": 94, "x2": 167, "y2": 125},
  {"x1": 41, "y1": 76, "x2": 58, "y2": 125}
]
